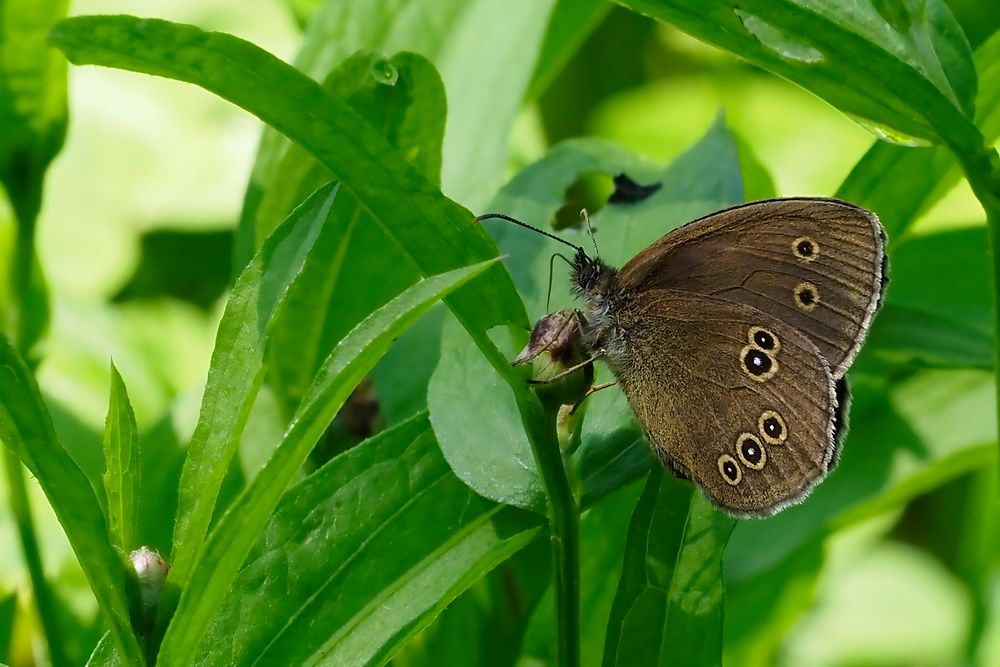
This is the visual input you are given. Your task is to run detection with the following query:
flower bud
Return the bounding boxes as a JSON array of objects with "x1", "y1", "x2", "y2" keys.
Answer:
[
  {"x1": 515, "y1": 309, "x2": 594, "y2": 405},
  {"x1": 130, "y1": 547, "x2": 169, "y2": 611}
]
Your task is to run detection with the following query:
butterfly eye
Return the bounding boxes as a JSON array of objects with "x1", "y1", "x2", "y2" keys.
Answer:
[
  {"x1": 793, "y1": 236, "x2": 819, "y2": 261},
  {"x1": 717, "y1": 454, "x2": 742, "y2": 485},
  {"x1": 740, "y1": 346, "x2": 778, "y2": 381},
  {"x1": 794, "y1": 282, "x2": 820, "y2": 312},
  {"x1": 748, "y1": 326, "x2": 779, "y2": 352},
  {"x1": 737, "y1": 433, "x2": 766, "y2": 470},
  {"x1": 758, "y1": 410, "x2": 788, "y2": 444}
]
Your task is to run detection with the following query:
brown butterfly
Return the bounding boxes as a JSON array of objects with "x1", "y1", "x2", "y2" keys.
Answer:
[{"x1": 482, "y1": 197, "x2": 887, "y2": 517}]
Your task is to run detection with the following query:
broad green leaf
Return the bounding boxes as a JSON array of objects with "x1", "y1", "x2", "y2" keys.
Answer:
[
  {"x1": 861, "y1": 226, "x2": 993, "y2": 371},
  {"x1": 265, "y1": 51, "x2": 443, "y2": 420},
  {"x1": 838, "y1": 30, "x2": 1000, "y2": 239},
  {"x1": 167, "y1": 182, "x2": 340, "y2": 594},
  {"x1": 102, "y1": 363, "x2": 139, "y2": 553},
  {"x1": 157, "y1": 259, "x2": 500, "y2": 666},
  {"x1": 0, "y1": 337, "x2": 144, "y2": 664},
  {"x1": 615, "y1": 0, "x2": 979, "y2": 148},
  {"x1": 258, "y1": 0, "x2": 558, "y2": 210},
  {"x1": 49, "y1": 12, "x2": 529, "y2": 395},
  {"x1": 194, "y1": 413, "x2": 541, "y2": 666},
  {"x1": 602, "y1": 470, "x2": 736, "y2": 667},
  {"x1": 432, "y1": 120, "x2": 745, "y2": 510}
]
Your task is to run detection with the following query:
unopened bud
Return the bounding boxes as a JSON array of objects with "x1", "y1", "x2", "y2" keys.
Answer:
[
  {"x1": 515, "y1": 309, "x2": 594, "y2": 405},
  {"x1": 130, "y1": 547, "x2": 169, "y2": 611}
]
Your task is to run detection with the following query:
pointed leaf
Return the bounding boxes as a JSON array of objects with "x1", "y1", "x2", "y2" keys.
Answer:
[
  {"x1": 157, "y1": 258, "x2": 500, "y2": 666},
  {"x1": 102, "y1": 362, "x2": 140, "y2": 553},
  {"x1": 615, "y1": 0, "x2": 979, "y2": 149},
  {"x1": 0, "y1": 337, "x2": 144, "y2": 664},
  {"x1": 194, "y1": 414, "x2": 541, "y2": 666},
  {"x1": 167, "y1": 181, "x2": 340, "y2": 592}
]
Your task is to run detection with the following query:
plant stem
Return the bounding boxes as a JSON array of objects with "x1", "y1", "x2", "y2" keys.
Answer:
[
  {"x1": 3, "y1": 448, "x2": 69, "y2": 667},
  {"x1": 521, "y1": 399, "x2": 580, "y2": 667}
]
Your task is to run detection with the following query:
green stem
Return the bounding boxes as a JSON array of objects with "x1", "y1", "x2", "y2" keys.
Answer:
[
  {"x1": 525, "y1": 400, "x2": 580, "y2": 667},
  {"x1": 3, "y1": 448, "x2": 68, "y2": 667}
]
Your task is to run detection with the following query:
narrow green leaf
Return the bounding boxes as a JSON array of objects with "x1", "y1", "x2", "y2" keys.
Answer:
[
  {"x1": 194, "y1": 414, "x2": 541, "y2": 666},
  {"x1": 262, "y1": 0, "x2": 558, "y2": 210},
  {"x1": 102, "y1": 362, "x2": 140, "y2": 553},
  {"x1": 85, "y1": 633, "x2": 120, "y2": 667},
  {"x1": 48, "y1": 12, "x2": 529, "y2": 394},
  {"x1": 615, "y1": 0, "x2": 980, "y2": 149},
  {"x1": 167, "y1": 181, "x2": 340, "y2": 594},
  {"x1": 0, "y1": 0, "x2": 67, "y2": 222},
  {"x1": 0, "y1": 337, "x2": 144, "y2": 664},
  {"x1": 603, "y1": 470, "x2": 736, "y2": 667},
  {"x1": 0, "y1": 0, "x2": 66, "y2": 356},
  {"x1": 838, "y1": 30, "x2": 1000, "y2": 239},
  {"x1": 157, "y1": 259, "x2": 500, "y2": 666},
  {"x1": 527, "y1": 0, "x2": 610, "y2": 98},
  {"x1": 0, "y1": 590, "x2": 16, "y2": 659},
  {"x1": 264, "y1": 51, "x2": 444, "y2": 419}
]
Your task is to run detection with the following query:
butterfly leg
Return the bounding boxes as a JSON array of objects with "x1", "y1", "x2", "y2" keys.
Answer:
[
  {"x1": 568, "y1": 380, "x2": 617, "y2": 415},
  {"x1": 527, "y1": 349, "x2": 606, "y2": 385}
]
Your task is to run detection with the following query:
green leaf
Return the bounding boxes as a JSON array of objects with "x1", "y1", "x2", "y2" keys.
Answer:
[
  {"x1": 101, "y1": 363, "x2": 140, "y2": 555},
  {"x1": 193, "y1": 413, "x2": 541, "y2": 666},
  {"x1": 0, "y1": 0, "x2": 68, "y2": 222},
  {"x1": 602, "y1": 470, "x2": 736, "y2": 667},
  {"x1": 0, "y1": 337, "x2": 144, "y2": 664},
  {"x1": 838, "y1": 29, "x2": 1000, "y2": 239},
  {"x1": 264, "y1": 51, "x2": 444, "y2": 419},
  {"x1": 167, "y1": 181, "x2": 341, "y2": 595},
  {"x1": 861, "y1": 226, "x2": 993, "y2": 371},
  {"x1": 723, "y1": 536, "x2": 823, "y2": 666},
  {"x1": 0, "y1": 0, "x2": 67, "y2": 356},
  {"x1": 614, "y1": 0, "x2": 979, "y2": 148},
  {"x1": 239, "y1": 50, "x2": 445, "y2": 266},
  {"x1": 267, "y1": 0, "x2": 559, "y2": 208},
  {"x1": 157, "y1": 258, "x2": 500, "y2": 666},
  {"x1": 527, "y1": 0, "x2": 610, "y2": 98},
  {"x1": 49, "y1": 12, "x2": 529, "y2": 394},
  {"x1": 0, "y1": 590, "x2": 15, "y2": 659},
  {"x1": 86, "y1": 633, "x2": 119, "y2": 667}
]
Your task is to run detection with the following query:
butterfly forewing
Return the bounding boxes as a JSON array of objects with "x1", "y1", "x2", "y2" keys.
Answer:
[{"x1": 615, "y1": 198, "x2": 886, "y2": 378}]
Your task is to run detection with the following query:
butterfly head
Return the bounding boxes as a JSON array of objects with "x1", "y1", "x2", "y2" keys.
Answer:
[{"x1": 570, "y1": 247, "x2": 617, "y2": 300}]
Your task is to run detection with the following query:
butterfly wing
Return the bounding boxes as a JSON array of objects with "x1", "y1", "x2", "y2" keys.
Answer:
[
  {"x1": 606, "y1": 289, "x2": 840, "y2": 517},
  {"x1": 616, "y1": 198, "x2": 886, "y2": 378}
]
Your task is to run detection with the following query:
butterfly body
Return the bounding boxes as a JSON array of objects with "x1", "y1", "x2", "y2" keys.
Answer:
[{"x1": 568, "y1": 197, "x2": 886, "y2": 517}]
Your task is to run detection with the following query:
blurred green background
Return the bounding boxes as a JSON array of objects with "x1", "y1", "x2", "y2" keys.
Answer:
[{"x1": 2, "y1": 0, "x2": 1000, "y2": 665}]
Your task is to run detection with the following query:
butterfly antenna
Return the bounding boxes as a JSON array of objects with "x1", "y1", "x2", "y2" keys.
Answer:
[
  {"x1": 475, "y1": 213, "x2": 584, "y2": 253},
  {"x1": 547, "y1": 253, "x2": 573, "y2": 311},
  {"x1": 581, "y1": 208, "x2": 600, "y2": 259}
]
